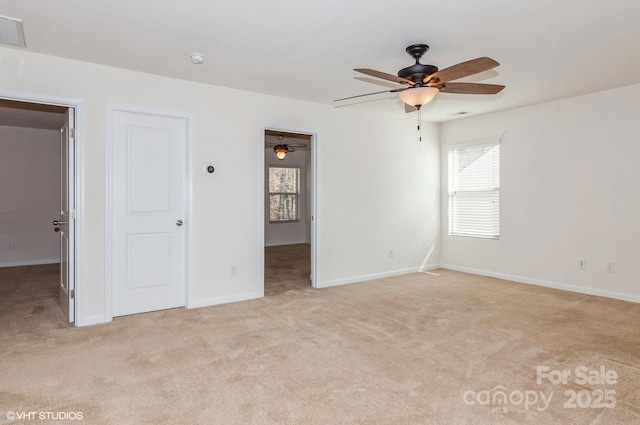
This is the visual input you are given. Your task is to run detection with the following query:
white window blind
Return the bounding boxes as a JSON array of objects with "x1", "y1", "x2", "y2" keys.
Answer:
[{"x1": 448, "y1": 140, "x2": 500, "y2": 239}]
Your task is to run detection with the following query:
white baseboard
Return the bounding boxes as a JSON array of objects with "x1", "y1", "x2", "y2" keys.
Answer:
[
  {"x1": 319, "y1": 266, "x2": 434, "y2": 289},
  {"x1": 68, "y1": 264, "x2": 640, "y2": 327},
  {"x1": 0, "y1": 259, "x2": 60, "y2": 268},
  {"x1": 76, "y1": 292, "x2": 263, "y2": 326},
  {"x1": 76, "y1": 315, "x2": 111, "y2": 327},
  {"x1": 188, "y1": 290, "x2": 263, "y2": 309},
  {"x1": 440, "y1": 264, "x2": 640, "y2": 304},
  {"x1": 265, "y1": 242, "x2": 309, "y2": 247}
]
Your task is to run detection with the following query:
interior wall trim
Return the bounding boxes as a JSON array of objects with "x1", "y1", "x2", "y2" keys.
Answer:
[
  {"x1": 0, "y1": 259, "x2": 60, "y2": 268},
  {"x1": 441, "y1": 264, "x2": 640, "y2": 304},
  {"x1": 188, "y1": 291, "x2": 263, "y2": 309},
  {"x1": 319, "y1": 265, "x2": 439, "y2": 289}
]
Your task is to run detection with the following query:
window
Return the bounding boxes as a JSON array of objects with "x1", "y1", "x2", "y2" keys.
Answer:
[
  {"x1": 448, "y1": 140, "x2": 500, "y2": 239},
  {"x1": 269, "y1": 167, "x2": 300, "y2": 222}
]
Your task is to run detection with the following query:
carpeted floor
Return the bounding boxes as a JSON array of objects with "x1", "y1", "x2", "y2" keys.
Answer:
[
  {"x1": 1, "y1": 261, "x2": 639, "y2": 424},
  {"x1": 0, "y1": 264, "x2": 69, "y2": 338},
  {"x1": 264, "y1": 244, "x2": 311, "y2": 296}
]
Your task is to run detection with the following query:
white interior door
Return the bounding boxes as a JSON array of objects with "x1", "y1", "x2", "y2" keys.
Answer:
[
  {"x1": 111, "y1": 110, "x2": 187, "y2": 317},
  {"x1": 58, "y1": 108, "x2": 75, "y2": 322}
]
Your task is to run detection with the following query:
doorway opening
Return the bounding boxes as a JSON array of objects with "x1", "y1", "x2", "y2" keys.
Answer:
[
  {"x1": 0, "y1": 97, "x2": 77, "y2": 331},
  {"x1": 264, "y1": 129, "x2": 316, "y2": 295}
]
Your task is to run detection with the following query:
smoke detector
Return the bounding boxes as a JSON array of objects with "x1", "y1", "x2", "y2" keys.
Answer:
[{"x1": 190, "y1": 53, "x2": 205, "y2": 65}]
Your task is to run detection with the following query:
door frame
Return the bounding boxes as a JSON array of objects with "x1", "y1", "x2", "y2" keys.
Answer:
[
  {"x1": 262, "y1": 127, "x2": 318, "y2": 288},
  {"x1": 0, "y1": 89, "x2": 84, "y2": 326},
  {"x1": 104, "y1": 104, "x2": 193, "y2": 321}
]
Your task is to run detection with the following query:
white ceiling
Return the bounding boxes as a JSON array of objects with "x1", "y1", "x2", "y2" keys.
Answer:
[{"x1": 2, "y1": 0, "x2": 640, "y2": 122}]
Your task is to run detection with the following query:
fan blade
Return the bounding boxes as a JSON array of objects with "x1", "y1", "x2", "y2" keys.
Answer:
[
  {"x1": 439, "y1": 82, "x2": 505, "y2": 94},
  {"x1": 334, "y1": 87, "x2": 407, "y2": 102},
  {"x1": 354, "y1": 68, "x2": 413, "y2": 85},
  {"x1": 425, "y1": 57, "x2": 499, "y2": 83},
  {"x1": 265, "y1": 143, "x2": 307, "y2": 150}
]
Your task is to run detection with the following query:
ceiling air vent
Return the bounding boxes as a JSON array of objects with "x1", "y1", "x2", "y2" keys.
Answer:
[{"x1": 0, "y1": 15, "x2": 26, "y2": 48}]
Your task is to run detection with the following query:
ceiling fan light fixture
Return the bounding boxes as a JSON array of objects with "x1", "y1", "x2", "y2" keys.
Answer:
[
  {"x1": 398, "y1": 86, "x2": 439, "y2": 107},
  {"x1": 274, "y1": 144, "x2": 288, "y2": 160}
]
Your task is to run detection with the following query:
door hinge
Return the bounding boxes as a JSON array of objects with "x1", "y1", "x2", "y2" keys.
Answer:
[
  {"x1": 70, "y1": 289, "x2": 75, "y2": 299},
  {"x1": 69, "y1": 128, "x2": 75, "y2": 138}
]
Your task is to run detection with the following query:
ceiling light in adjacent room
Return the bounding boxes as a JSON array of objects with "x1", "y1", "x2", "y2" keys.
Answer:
[
  {"x1": 0, "y1": 15, "x2": 26, "y2": 48},
  {"x1": 190, "y1": 53, "x2": 205, "y2": 64},
  {"x1": 274, "y1": 145, "x2": 288, "y2": 160}
]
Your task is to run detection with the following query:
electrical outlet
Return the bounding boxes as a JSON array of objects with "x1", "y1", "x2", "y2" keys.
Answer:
[
  {"x1": 389, "y1": 248, "x2": 395, "y2": 258},
  {"x1": 578, "y1": 259, "x2": 585, "y2": 270},
  {"x1": 606, "y1": 262, "x2": 615, "y2": 273},
  {"x1": 230, "y1": 265, "x2": 238, "y2": 277}
]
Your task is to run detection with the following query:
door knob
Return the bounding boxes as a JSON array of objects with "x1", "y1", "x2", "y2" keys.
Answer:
[
  {"x1": 53, "y1": 220, "x2": 68, "y2": 225},
  {"x1": 176, "y1": 220, "x2": 183, "y2": 227},
  {"x1": 54, "y1": 227, "x2": 60, "y2": 233}
]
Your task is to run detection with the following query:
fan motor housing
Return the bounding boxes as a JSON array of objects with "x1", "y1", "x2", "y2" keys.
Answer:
[
  {"x1": 398, "y1": 44, "x2": 438, "y2": 83},
  {"x1": 398, "y1": 63, "x2": 438, "y2": 82}
]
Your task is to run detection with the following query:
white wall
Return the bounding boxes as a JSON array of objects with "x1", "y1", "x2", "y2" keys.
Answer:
[
  {"x1": 440, "y1": 84, "x2": 640, "y2": 302},
  {"x1": 264, "y1": 148, "x2": 308, "y2": 247},
  {"x1": 0, "y1": 125, "x2": 60, "y2": 267},
  {"x1": 0, "y1": 46, "x2": 441, "y2": 325},
  {"x1": 319, "y1": 116, "x2": 441, "y2": 285}
]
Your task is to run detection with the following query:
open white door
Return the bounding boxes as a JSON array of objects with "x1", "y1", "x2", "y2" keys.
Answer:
[
  {"x1": 57, "y1": 108, "x2": 75, "y2": 323},
  {"x1": 110, "y1": 110, "x2": 187, "y2": 317}
]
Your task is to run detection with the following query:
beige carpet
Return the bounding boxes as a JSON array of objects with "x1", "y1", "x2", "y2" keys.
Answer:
[
  {"x1": 1, "y1": 262, "x2": 639, "y2": 424},
  {"x1": 264, "y1": 244, "x2": 311, "y2": 296},
  {"x1": 0, "y1": 264, "x2": 70, "y2": 337}
]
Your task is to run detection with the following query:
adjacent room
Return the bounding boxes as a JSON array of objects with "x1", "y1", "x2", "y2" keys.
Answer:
[
  {"x1": 264, "y1": 130, "x2": 314, "y2": 296},
  {"x1": 1, "y1": 1, "x2": 639, "y2": 424},
  {"x1": 0, "y1": 101, "x2": 70, "y2": 332}
]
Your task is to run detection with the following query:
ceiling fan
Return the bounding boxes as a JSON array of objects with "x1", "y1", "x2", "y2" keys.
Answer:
[
  {"x1": 265, "y1": 135, "x2": 308, "y2": 160},
  {"x1": 335, "y1": 44, "x2": 505, "y2": 111}
]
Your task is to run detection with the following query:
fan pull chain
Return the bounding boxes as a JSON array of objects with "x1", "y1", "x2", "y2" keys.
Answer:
[{"x1": 418, "y1": 106, "x2": 422, "y2": 142}]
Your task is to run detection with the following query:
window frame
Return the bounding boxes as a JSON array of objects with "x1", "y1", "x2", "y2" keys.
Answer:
[
  {"x1": 268, "y1": 166, "x2": 301, "y2": 223},
  {"x1": 447, "y1": 139, "x2": 501, "y2": 240}
]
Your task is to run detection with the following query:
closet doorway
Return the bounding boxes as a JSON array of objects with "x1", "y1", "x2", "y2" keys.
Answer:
[{"x1": 0, "y1": 97, "x2": 79, "y2": 331}]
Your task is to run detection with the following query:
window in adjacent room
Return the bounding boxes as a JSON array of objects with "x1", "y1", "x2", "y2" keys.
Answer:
[
  {"x1": 448, "y1": 139, "x2": 500, "y2": 239},
  {"x1": 269, "y1": 167, "x2": 300, "y2": 222}
]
